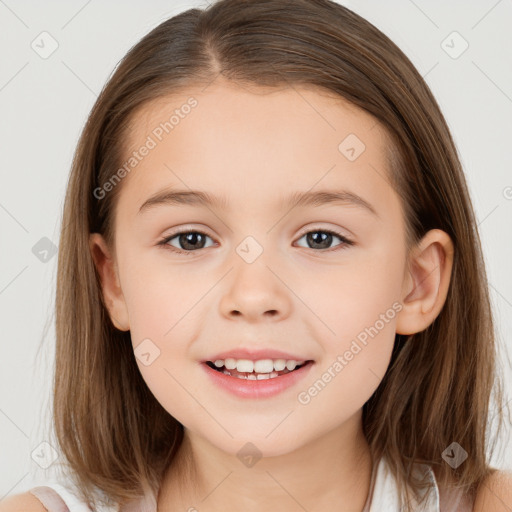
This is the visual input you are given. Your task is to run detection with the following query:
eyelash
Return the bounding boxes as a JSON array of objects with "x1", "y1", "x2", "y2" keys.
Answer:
[{"x1": 157, "y1": 227, "x2": 355, "y2": 256}]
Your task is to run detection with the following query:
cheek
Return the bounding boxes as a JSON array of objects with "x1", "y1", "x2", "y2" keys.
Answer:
[
  {"x1": 134, "y1": 357, "x2": 204, "y2": 432},
  {"x1": 294, "y1": 245, "x2": 404, "y2": 402},
  {"x1": 124, "y1": 269, "x2": 203, "y2": 420},
  {"x1": 120, "y1": 258, "x2": 205, "y2": 389},
  {"x1": 296, "y1": 295, "x2": 399, "y2": 427},
  {"x1": 299, "y1": 241, "x2": 405, "y2": 344},
  {"x1": 120, "y1": 252, "x2": 198, "y2": 341}
]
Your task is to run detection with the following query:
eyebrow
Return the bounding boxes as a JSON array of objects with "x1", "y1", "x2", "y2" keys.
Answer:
[{"x1": 138, "y1": 188, "x2": 379, "y2": 217}]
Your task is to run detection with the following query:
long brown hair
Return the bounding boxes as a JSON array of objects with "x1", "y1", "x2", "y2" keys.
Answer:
[{"x1": 50, "y1": 0, "x2": 509, "y2": 509}]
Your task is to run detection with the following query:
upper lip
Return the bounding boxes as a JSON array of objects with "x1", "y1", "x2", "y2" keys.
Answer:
[{"x1": 202, "y1": 348, "x2": 314, "y2": 363}]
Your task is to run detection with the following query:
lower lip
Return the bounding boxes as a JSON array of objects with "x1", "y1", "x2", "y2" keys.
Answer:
[{"x1": 201, "y1": 361, "x2": 314, "y2": 399}]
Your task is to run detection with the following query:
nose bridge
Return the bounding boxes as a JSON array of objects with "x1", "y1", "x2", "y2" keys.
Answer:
[
  {"x1": 232, "y1": 233, "x2": 277, "y2": 293},
  {"x1": 220, "y1": 232, "x2": 290, "y2": 320},
  {"x1": 235, "y1": 233, "x2": 267, "y2": 265},
  {"x1": 222, "y1": 207, "x2": 279, "y2": 264}
]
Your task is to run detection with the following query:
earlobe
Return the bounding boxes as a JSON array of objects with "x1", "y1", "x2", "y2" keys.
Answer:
[
  {"x1": 396, "y1": 229, "x2": 454, "y2": 335},
  {"x1": 89, "y1": 233, "x2": 130, "y2": 331}
]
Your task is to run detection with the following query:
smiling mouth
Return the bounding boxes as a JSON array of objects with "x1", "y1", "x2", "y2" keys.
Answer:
[{"x1": 205, "y1": 360, "x2": 313, "y2": 380}]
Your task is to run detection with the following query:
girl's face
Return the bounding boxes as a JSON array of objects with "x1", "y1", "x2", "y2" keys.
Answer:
[{"x1": 93, "y1": 80, "x2": 414, "y2": 456}]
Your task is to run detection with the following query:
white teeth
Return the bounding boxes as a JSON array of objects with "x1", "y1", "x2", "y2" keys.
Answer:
[
  {"x1": 286, "y1": 360, "x2": 297, "y2": 371},
  {"x1": 224, "y1": 358, "x2": 237, "y2": 370},
  {"x1": 273, "y1": 359, "x2": 287, "y2": 371},
  {"x1": 212, "y1": 358, "x2": 306, "y2": 373},
  {"x1": 253, "y1": 359, "x2": 274, "y2": 373},
  {"x1": 236, "y1": 359, "x2": 254, "y2": 373}
]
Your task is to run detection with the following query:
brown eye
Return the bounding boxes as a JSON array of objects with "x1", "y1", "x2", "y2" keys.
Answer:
[
  {"x1": 159, "y1": 230, "x2": 215, "y2": 254},
  {"x1": 295, "y1": 229, "x2": 354, "y2": 251}
]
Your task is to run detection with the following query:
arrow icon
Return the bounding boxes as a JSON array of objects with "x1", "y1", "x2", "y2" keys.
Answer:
[
  {"x1": 441, "y1": 442, "x2": 468, "y2": 468},
  {"x1": 135, "y1": 339, "x2": 160, "y2": 366}
]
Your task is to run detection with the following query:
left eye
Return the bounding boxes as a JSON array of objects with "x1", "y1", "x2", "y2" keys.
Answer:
[
  {"x1": 296, "y1": 229, "x2": 354, "y2": 251},
  {"x1": 158, "y1": 228, "x2": 354, "y2": 255}
]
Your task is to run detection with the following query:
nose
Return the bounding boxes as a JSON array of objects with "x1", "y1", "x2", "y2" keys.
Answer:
[{"x1": 219, "y1": 256, "x2": 292, "y2": 323}]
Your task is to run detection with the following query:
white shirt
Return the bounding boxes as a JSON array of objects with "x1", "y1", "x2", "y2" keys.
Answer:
[{"x1": 29, "y1": 455, "x2": 472, "y2": 511}]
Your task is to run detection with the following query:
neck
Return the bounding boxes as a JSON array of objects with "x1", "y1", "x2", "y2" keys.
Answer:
[{"x1": 158, "y1": 411, "x2": 373, "y2": 512}]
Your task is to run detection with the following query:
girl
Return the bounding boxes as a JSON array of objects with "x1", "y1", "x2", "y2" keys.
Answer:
[{"x1": 3, "y1": 0, "x2": 511, "y2": 510}]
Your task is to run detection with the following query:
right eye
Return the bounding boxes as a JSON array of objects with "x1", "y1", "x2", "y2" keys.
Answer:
[{"x1": 158, "y1": 230, "x2": 216, "y2": 255}]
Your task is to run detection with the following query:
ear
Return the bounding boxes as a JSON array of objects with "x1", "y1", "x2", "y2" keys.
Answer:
[
  {"x1": 89, "y1": 233, "x2": 130, "y2": 331},
  {"x1": 396, "y1": 229, "x2": 454, "y2": 335}
]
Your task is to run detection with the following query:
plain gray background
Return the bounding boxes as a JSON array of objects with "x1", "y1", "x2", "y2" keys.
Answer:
[{"x1": 0, "y1": 0, "x2": 511, "y2": 497}]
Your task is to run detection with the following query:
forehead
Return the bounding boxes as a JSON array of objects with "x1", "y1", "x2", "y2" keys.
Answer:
[
  {"x1": 117, "y1": 80, "x2": 397, "y2": 219},
  {"x1": 127, "y1": 80, "x2": 385, "y2": 150}
]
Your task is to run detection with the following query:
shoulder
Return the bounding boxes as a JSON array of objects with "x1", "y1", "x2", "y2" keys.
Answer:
[
  {"x1": 473, "y1": 469, "x2": 512, "y2": 512},
  {"x1": 0, "y1": 491, "x2": 48, "y2": 511}
]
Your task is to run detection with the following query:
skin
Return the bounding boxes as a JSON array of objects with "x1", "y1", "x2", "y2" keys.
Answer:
[{"x1": 89, "y1": 78, "x2": 454, "y2": 511}]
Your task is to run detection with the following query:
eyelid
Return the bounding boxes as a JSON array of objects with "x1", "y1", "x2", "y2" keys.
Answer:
[
  {"x1": 160, "y1": 224, "x2": 214, "y2": 239},
  {"x1": 157, "y1": 225, "x2": 216, "y2": 246},
  {"x1": 295, "y1": 223, "x2": 352, "y2": 240}
]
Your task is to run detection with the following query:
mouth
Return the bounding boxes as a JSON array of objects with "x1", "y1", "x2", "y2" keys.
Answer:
[
  {"x1": 201, "y1": 358, "x2": 315, "y2": 399},
  {"x1": 204, "y1": 359, "x2": 314, "y2": 380}
]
